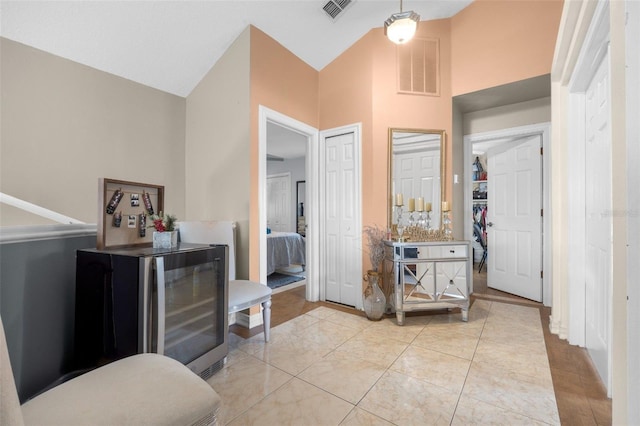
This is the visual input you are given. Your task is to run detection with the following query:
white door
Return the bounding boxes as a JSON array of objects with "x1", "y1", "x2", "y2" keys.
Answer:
[
  {"x1": 394, "y1": 149, "x2": 441, "y2": 228},
  {"x1": 324, "y1": 131, "x2": 360, "y2": 307},
  {"x1": 487, "y1": 135, "x2": 542, "y2": 301},
  {"x1": 266, "y1": 174, "x2": 291, "y2": 232},
  {"x1": 584, "y1": 49, "x2": 611, "y2": 389}
]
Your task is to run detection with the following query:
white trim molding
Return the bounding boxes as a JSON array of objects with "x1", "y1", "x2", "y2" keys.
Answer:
[
  {"x1": 258, "y1": 105, "x2": 319, "y2": 302},
  {"x1": 0, "y1": 224, "x2": 97, "y2": 244},
  {"x1": 463, "y1": 122, "x2": 552, "y2": 307}
]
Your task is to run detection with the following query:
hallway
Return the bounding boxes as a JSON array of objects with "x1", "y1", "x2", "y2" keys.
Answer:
[{"x1": 230, "y1": 268, "x2": 612, "y2": 424}]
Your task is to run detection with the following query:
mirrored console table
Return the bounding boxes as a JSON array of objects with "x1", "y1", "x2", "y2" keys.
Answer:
[{"x1": 384, "y1": 240, "x2": 471, "y2": 325}]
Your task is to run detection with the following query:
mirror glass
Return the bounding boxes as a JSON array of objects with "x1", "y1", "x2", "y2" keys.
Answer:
[
  {"x1": 296, "y1": 180, "x2": 306, "y2": 236},
  {"x1": 388, "y1": 128, "x2": 446, "y2": 231}
]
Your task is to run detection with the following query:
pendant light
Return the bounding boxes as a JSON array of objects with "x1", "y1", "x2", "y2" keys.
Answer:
[{"x1": 384, "y1": 0, "x2": 420, "y2": 44}]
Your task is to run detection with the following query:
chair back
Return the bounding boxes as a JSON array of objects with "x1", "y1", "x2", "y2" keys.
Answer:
[
  {"x1": 1, "y1": 316, "x2": 25, "y2": 426},
  {"x1": 179, "y1": 221, "x2": 237, "y2": 280}
]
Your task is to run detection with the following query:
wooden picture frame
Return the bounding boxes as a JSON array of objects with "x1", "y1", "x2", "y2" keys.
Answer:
[{"x1": 97, "y1": 178, "x2": 164, "y2": 249}]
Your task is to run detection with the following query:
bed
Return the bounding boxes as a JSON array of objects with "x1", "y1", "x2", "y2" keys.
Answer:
[{"x1": 267, "y1": 231, "x2": 306, "y2": 276}]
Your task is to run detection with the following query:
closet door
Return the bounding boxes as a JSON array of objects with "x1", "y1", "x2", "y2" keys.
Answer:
[{"x1": 323, "y1": 130, "x2": 361, "y2": 307}]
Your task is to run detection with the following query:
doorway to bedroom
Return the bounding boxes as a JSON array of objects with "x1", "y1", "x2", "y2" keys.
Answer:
[{"x1": 266, "y1": 121, "x2": 308, "y2": 294}]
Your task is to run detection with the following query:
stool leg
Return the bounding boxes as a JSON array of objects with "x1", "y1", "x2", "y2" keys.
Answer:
[{"x1": 262, "y1": 299, "x2": 272, "y2": 342}]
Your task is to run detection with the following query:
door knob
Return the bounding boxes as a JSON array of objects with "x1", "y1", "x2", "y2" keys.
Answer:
[{"x1": 487, "y1": 222, "x2": 494, "y2": 227}]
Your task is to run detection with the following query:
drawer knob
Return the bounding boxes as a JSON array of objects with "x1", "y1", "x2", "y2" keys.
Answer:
[{"x1": 449, "y1": 249, "x2": 455, "y2": 253}]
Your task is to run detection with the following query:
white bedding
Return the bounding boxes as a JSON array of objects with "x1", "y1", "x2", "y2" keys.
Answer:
[{"x1": 267, "y1": 232, "x2": 306, "y2": 276}]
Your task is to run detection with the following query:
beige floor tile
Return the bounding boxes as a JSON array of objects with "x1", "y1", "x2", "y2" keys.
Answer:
[
  {"x1": 206, "y1": 354, "x2": 293, "y2": 424},
  {"x1": 412, "y1": 326, "x2": 480, "y2": 360},
  {"x1": 252, "y1": 335, "x2": 334, "y2": 375},
  {"x1": 227, "y1": 377, "x2": 354, "y2": 426},
  {"x1": 473, "y1": 338, "x2": 552, "y2": 381},
  {"x1": 452, "y1": 393, "x2": 550, "y2": 425},
  {"x1": 358, "y1": 370, "x2": 459, "y2": 425},
  {"x1": 227, "y1": 331, "x2": 245, "y2": 350},
  {"x1": 325, "y1": 310, "x2": 374, "y2": 331},
  {"x1": 272, "y1": 312, "x2": 321, "y2": 334},
  {"x1": 298, "y1": 351, "x2": 387, "y2": 404},
  {"x1": 390, "y1": 345, "x2": 471, "y2": 394},
  {"x1": 340, "y1": 407, "x2": 395, "y2": 425},
  {"x1": 215, "y1": 300, "x2": 565, "y2": 426},
  {"x1": 426, "y1": 306, "x2": 487, "y2": 336},
  {"x1": 480, "y1": 322, "x2": 545, "y2": 348},
  {"x1": 292, "y1": 319, "x2": 361, "y2": 348},
  {"x1": 462, "y1": 361, "x2": 560, "y2": 425},
  {"x1": 359, "y1": 316, "x2": 426, "y2": 343},
  {"x1": 334, "y1": 333, "x2": 409, "y2": 368},
  {"x1": 306, "y1": 306, "x2": 342, "y2": 319}
]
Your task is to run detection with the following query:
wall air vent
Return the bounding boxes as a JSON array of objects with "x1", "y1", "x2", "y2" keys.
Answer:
[{"x1": 322, "y1": 0, "x2": 354, "y2": 20}]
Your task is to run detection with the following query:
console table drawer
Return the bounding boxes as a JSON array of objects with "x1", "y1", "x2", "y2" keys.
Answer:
[{"x1": 434, "y1": 245, "x2": 468, "y2": 259}]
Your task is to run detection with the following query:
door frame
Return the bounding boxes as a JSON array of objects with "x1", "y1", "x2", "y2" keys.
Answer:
[
  {"x1": 319, "y1": 123, "x2": 363, "y2": 308},
  {"x1": 259, "y1": 106, "x2": 319, "y2": 301},
  {"x1": 565, "y1": 0, "x2": 612, "y2": 391},
  {"x1": 463, "y1": 122, "x2": 551, "y2": 306},
  {"x1": 565, "y1": 0, "x2": 609, "y2": 348}
]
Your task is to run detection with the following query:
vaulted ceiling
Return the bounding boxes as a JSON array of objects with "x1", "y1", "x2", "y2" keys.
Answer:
[{"x1": 0, "y1": 1, "x2": 473, "y2": 97}]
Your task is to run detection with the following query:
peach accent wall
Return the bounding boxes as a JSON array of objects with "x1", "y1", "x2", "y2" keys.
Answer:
[
  {"x1": 319, "y1": 31, "x2": 374, "y2": 226},
  {"x1": 249, "y1": 26, "x2": 319, "y2": 280},
  {"x1": 319, "y1": 20, "x2": 453, "y2": 272},
  {"x1": 451, "y1": 0, "x2": 563, "y2": 96}
]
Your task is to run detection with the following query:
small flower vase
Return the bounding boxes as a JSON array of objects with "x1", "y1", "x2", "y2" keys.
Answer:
[
  {"x1": 363, "y1": 271, "x2": 386, "y2": 321},
  {"x1": 153, "y1": 231, "x2": 178, "y2": 249}
]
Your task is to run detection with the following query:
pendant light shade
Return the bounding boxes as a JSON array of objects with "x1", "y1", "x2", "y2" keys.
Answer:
[{"x1": 384, "y1": 1, "x2": 420, "y2": 44}]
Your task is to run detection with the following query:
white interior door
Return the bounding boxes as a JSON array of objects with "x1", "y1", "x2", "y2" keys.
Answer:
[
  {"x1": 584, "y1": 49, "x2": 612, "y2": 389},
  {"x1": 394, "y1": 149, "x2": 441, "y2": 228},
  {"x1": 487, "y1": 135, "x2": 542, "y2": 301},
  {"x1": 266, "y1": 174, "x2": 291, "y2": 232},
  {"x1": 323, "y1": 130, "x2": 361, "y2": 307}
]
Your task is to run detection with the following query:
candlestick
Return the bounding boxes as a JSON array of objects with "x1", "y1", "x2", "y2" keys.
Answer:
[
  {"x1": 395, "y1": 205, "x2": 405, "y2": 241},
  {"x1": 416, "y1": 197, "x2": 424, "y2": 212},
  {"x1": 408, "y1": 198, "x2": 415, "y2": 212},
  {"x1": 443, "y1": 210, "x2": 452, "y2": 239},
  {"x1": 442, "y1": 201, "x2": 450, "y2": 212},
  {"x1": 425, "y1": 202, "x2": 432, "y2": 212},
  {"x1": 395, "y1": 193, "x2": 403, "y2": 206}
]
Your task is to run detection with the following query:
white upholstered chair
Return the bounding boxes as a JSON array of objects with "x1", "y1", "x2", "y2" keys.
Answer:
[
  {"x1": 178, "y1": 221, "x2": 272, "y2": 342},
  {"x1": 1, "y1": 316, "x2": 221, "y2": 426}
]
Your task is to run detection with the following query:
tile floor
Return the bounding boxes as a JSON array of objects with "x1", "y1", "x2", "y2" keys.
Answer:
[{"x1": 209, "y1": 299, "x2": 560, "y2": 425}]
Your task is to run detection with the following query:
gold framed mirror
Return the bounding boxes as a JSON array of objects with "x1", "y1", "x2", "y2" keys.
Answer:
[{"x1": 388, "y1": 128, "x2": 446, "y2": 232}]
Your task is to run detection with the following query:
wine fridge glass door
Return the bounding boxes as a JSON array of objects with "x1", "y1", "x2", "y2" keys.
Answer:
[{"x1": 152, "y1": 248, "x2": 226, "y2": 365}]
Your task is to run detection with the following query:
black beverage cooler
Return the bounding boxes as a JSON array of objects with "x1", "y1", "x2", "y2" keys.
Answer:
[{"x1": 74, "y1": 243, "x2": 228, "y2": 378}]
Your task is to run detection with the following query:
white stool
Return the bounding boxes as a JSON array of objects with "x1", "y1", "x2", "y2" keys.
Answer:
[{"x1": 228, "y1": 280, "x2": 272, "y2": 342}]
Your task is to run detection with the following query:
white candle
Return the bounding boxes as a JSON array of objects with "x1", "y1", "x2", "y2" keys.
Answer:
[
  {"x1": 416, "y1": 197, "x2": 424, "y2": 212},
  {"x1": 442, "y1": 201, "x2": 450, "y2": 211},
  {"x1": 408, "y1": 198, "x2": 415, "y2": 212},
  {"x1": 395, "y1": 193, "x2": 403, "y2": 206},
  {"x1": 425, "y1": 202, "x2": 432, "y2": 212}
]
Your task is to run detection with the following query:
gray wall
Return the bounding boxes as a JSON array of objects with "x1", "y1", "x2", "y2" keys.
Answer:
[
  {"x1": 0, "y1": 233, "x2": 96, "y2": 402},
  {"x1": 0, "y1": 38, "x2": 187, "y2": 227}
]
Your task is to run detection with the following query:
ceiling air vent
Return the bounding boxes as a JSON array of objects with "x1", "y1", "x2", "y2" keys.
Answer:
[{"x1": 322, "y1": 0, "x2": 354, "y2": 20}]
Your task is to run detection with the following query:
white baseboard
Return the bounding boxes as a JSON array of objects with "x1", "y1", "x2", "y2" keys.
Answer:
[{"x1": 230, "y1": 310, "x2": 263, "y2": 329}]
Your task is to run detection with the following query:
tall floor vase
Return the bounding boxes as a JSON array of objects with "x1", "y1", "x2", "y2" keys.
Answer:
[{"x1": 363, "y1": 271, "x2": 386, "y2": 321}]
